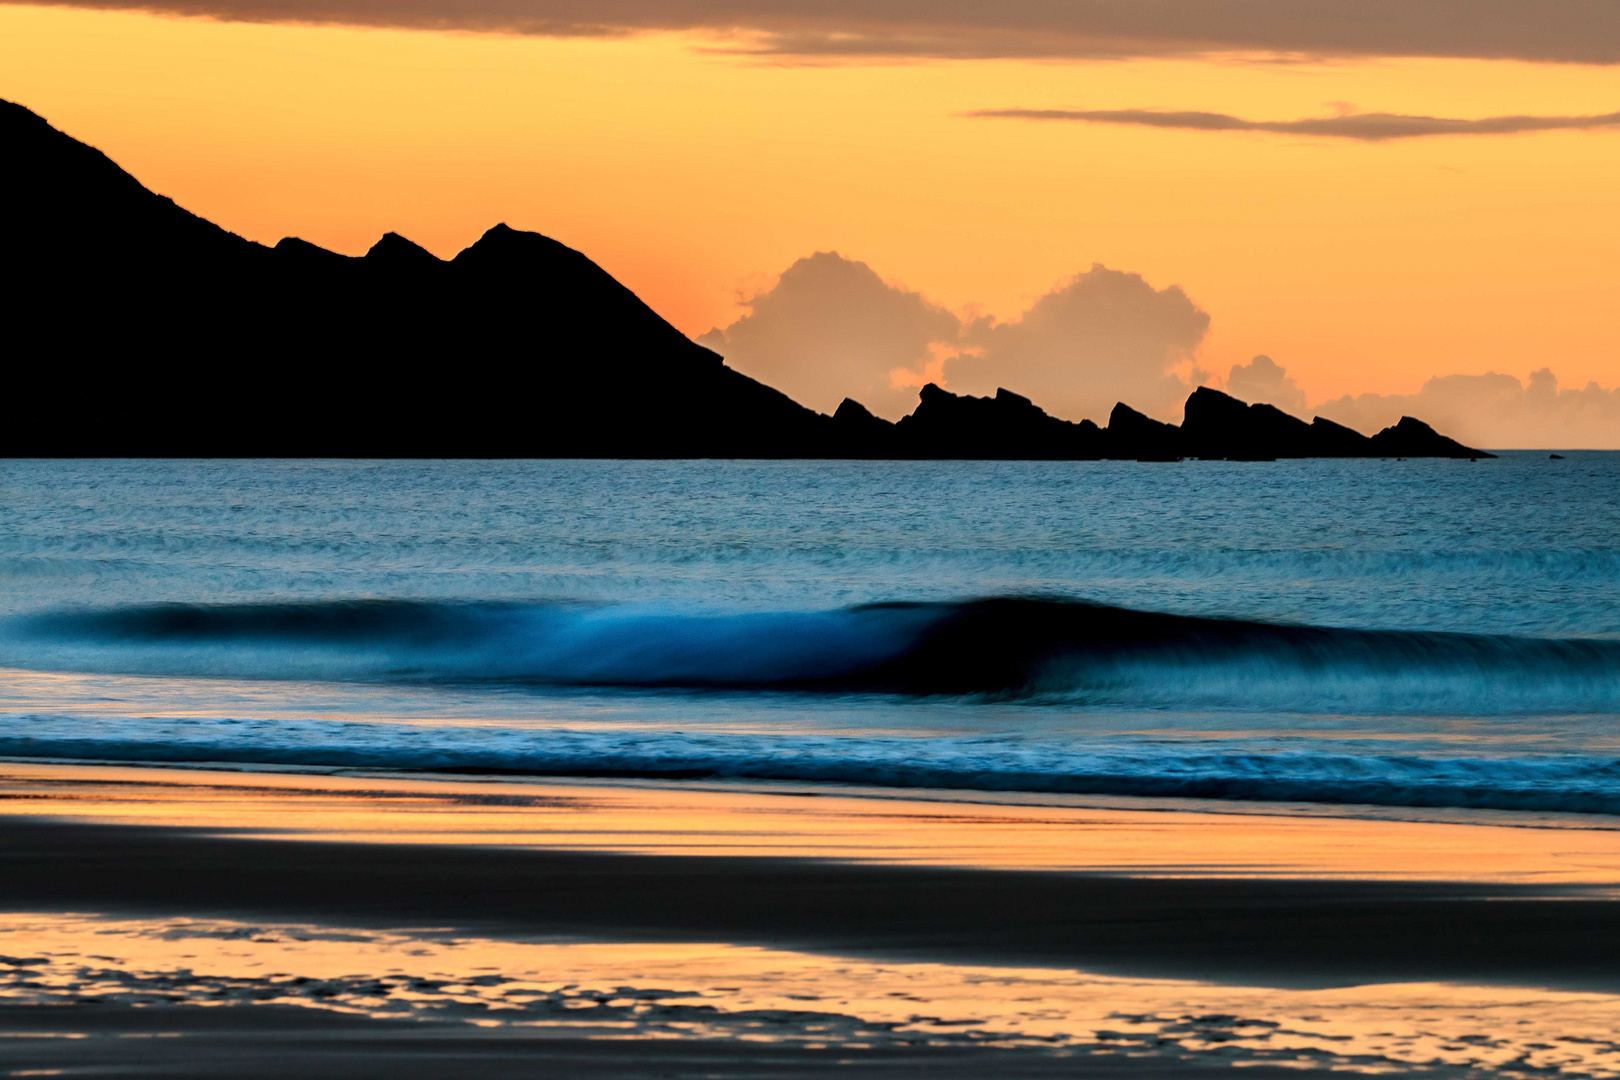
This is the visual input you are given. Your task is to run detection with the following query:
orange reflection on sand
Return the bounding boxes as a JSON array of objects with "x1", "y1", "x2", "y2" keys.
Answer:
[
  {"x1": 4, "y1": 761, "x2": 1620, "y2": 884},
  {"x1": 5, "y1": 912, "x2": 1620, "y2": 1075}
]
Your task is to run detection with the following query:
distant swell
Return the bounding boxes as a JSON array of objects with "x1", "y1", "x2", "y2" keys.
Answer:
[
  {"x1": 7, "y1": 715, "x2": 1620, "y2": 816},
  {"x1": 3, "y1": 597, "x2": 1618, "y2": 715}
]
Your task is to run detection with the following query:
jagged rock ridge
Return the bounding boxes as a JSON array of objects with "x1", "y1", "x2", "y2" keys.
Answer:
[
  {"x1": 834, "y1": 384, "x2": 1487, "y2": 461},
  {"x1": 0, "y1": 98, "x2": 1489, "y2": 460}
]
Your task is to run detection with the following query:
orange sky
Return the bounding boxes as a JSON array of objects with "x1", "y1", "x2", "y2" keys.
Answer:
[{"x1": 2, "y1": 2, "x2": 1617, "y2": 440}]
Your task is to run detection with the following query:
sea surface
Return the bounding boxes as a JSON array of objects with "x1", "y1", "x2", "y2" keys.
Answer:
[{"x1": 2, "y1": 454, "x2": 1618, "y2": 816}]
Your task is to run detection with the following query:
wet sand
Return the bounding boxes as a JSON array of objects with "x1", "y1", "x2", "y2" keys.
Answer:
[
  {"x1": 0, "y1": 1003, "x2": 1363, "y2": 1079},
  {"x1": 6, "y1": 759, "x2": 1620, "y2": 883},
  {"x1": 4, "y1": 814, "x2": 1620, "y2": 990},
  {"x1": 5, "y1": 761, "x2": 1620, "y2": 1075}
]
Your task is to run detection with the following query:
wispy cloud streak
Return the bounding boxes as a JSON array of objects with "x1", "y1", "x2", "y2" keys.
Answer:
[
  {"x1": 20, "y1": 0, "x2": 1620, "y2": 64},
  {"x1": 970, "y1": 108, "x2": 1620, "y2": 140}
]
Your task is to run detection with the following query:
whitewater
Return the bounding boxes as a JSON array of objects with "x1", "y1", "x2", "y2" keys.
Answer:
[{"x1": 2, "y1": 454, "x2": 1617, "y2": 816}]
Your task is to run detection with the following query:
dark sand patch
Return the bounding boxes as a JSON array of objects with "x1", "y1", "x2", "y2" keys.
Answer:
[
  {"x1": 3, "y1": 816, "x2": 1618, "y2": 991},
  {"x1": 0, "y1": 1002, "x2": 1373, "y2": 1079}
]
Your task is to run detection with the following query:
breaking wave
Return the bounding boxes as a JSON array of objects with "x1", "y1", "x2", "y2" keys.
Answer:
[{"x1": 2, "y1": 597, "x2": 1617, "y2": 715}]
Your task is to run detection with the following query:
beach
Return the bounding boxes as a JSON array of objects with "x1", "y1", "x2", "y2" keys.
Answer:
[
  {"x1": 2, "y1": 457, "x2": 1618, "y2": 1076},
  {"x1": 4, "y1": 0, "x2": 1620, "y2": 1058},
  {"x1": 6, "y1": 760, "x2": 1620, "y2": 1076}
]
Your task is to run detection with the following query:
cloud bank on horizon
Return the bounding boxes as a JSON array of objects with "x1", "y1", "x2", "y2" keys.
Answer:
[
  {"x1": 1215, "y1": 355, "x2": 1620, "y2": 451},
  {"x1": 953, "y1": 267, "x2": 1209, "y2": 425},
  {"x1": 700, "y1": 255, "x2": 1208, "y2": 424},
  {"x1": 27, "y1": 0, "x2": 1620, "y2": 63},
  {"x1": 701, "y1": 253, "x2": 1620, "y2": 448},
  {"x1": 971, "y1": 108, "x2": 1620, "y2": 141},
  {"x1": 696, "y1": 254, "x2": 960, "y2": 420},
  {"x1": 1226, "y1": 355, "x2": 1306, "y2": 412},
  {"x1": 1317, "y1": 370, "x2": 1620, "y2": 451}
]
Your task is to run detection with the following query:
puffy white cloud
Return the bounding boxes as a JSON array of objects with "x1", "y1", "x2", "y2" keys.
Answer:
[
  {"x1": 698, "y1": 252, "x2": 961, "y2": 419},
  {"x1": 1316, "y1": 368, "x2": 1620, "y2": 450},
  {"x1": 946, "y1": 265, "x2": 1211, "y2": 424},
  {"x1": 1225, "y1": 355, "x2": 1306, "y2": 411}
]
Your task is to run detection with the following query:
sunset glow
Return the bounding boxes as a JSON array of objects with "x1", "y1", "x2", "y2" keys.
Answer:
[{"x1": 3, "y1": 1, "x2": 1616, "y2": 442}]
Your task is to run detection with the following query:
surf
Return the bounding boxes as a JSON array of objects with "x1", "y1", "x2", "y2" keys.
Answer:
[
  {"x1": 4, "y1": 596, "x2": 1617, "y2": 715},
  {"x1": 7, "y1": 714, "x2": 1620, "y2": 816}
]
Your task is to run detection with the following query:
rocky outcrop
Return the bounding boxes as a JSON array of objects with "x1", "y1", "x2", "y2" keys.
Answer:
[
  {"x1": 1183, "y1": 387, "x2": 1312, "y2": 459},
  {"x1": 892, "y1": 385, "x2": 1103, "y2": 459},
  {"x1": 1310, "y1": 416, "x2": 1378, "y2": 457},
  {"x1": 1104, "y1": 404, "x2": 1185, "y2": 461},
  {"x1": 1369, "y1": 416, "x2": 1489, "y2": 459},
  {"x1": 848, "y1": 385, "x2": 1490, "y2": 461},
  {"x1": 1175, "y1": 386, "x2": 1486, "y2": 459},
  {"x1": 831, "y1": 399, "x2": 900, "y2": 456}
]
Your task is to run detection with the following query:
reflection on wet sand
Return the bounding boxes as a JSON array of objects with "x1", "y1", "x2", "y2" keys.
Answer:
[
  {"x1": 4, "y1": 760, "x2": 1620, "y2": 884},
  {"x1": 4, "y1": 913, "x2": 1620, "y2": 1077},
  {"x1": 7, "y1": 760, "x2": 1620, "y2": 1076}
]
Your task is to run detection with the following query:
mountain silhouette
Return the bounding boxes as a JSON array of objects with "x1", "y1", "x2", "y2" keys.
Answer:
[
  {"x1": 0, "y1": 99, "x2": 832, "y2": 456},
  {"x1": 0, "y1": 98, "x2": 1489, "y2": 460}
]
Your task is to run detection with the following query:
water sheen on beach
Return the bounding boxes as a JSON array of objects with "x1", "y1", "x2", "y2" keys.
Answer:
[{"x1": 2, "y1": 455, "x2": 1617, "y2": 816}]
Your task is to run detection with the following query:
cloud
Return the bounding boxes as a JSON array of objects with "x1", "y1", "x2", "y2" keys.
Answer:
[
  {"x1": 698, "y1": 251, "x2": 960, "y2": 419},
  {"x1": 969, "y1": 108, "x2": 1620, "y2": 141},
  {"x1": 28, "y1": 0, "x2": 1620, "y2": 64},
  {"x1": 704, "y1": 256, "x2": 1209, "y2": 424},
  {"x1": 1316, "y1": 368, "x2": 1620, "y2": 450},
  {"x1": 1225, "y1": 355, "x2": 1305, "y2": 411},
  {"x1": 946, "y1": 265, "x2": 1211, "y2": 424},
  {"x1": 706, "y1": 259, "x2": 1616, "y2": 447}
]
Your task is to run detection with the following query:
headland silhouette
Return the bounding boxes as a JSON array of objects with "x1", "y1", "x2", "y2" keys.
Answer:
[{"x1": 1, "y1": 98, "x2": 1488, "y2": 459}]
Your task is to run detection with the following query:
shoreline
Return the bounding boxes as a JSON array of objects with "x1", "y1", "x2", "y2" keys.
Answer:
[
  {"x1": 5, "y1": 758, "x2": 1620, "y2": 882},
  {"x1": 8, "y1": 760, "x2": 1620, "y2": 1076},
  {"x1": 13, "y1": 752, "x2": 1620, "y2": 833},
  {"x1": 4, "y1": 760, "x2": 1620, "y2": 990},
  {"x1": 8, "y1": 815, "x2": 1620, "y2": 990}
]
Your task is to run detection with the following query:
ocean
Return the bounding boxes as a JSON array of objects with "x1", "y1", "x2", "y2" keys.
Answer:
[{"x1": 3, "y1": 454, "x2": 1618, "y2": 817}]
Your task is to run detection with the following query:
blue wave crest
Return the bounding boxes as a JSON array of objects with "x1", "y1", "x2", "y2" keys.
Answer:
[{"x1": 2, "y1": 597, "x2": 1617, "y2": 715}]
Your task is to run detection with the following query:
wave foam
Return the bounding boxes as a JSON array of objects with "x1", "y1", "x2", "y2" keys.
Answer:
[{"x1": 6, "y1": 713, "x2": 1620, "y2": 815}]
